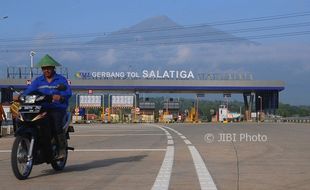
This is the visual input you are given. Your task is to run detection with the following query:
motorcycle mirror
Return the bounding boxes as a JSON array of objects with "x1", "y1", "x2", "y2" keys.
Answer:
[
  {"x1": 8, "y1": 86, "x2": 21, "y2": 95},
  {"x1": 8, "y1": 86, "x2": 15, "y2": 91},
  {"x1": 56, "y1": 84, "x2": 67, "y2": 91}
]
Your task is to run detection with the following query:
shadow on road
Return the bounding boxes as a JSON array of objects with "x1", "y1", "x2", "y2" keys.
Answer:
[{"x1": 30, "y1": 155, "x2": 148, "y2": 179}]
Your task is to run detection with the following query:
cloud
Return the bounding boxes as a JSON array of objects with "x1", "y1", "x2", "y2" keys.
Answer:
[
  {"x1": 72, "y1": 42, "x2": 310, "y2": 78},
  {"x1": 1, "y1": 40, "x2": 310, "y2": 104},
  {"x1": 164, "y1": 43, "x2": 310, "y2": 75},
  {"x1": 97, "y1": 49, "x2": 117, "y2": 65},
  {"x1": 59, "y1": 51, "x2": 81, "y2": 62},
  {"x1": 0, "y1": 51, "x2": 29, "y2": 67},
  {"x1": 142, "y1": 52, "x2": 155, "y2": 61},
  {"x1": 168, "y1": 45, "x2": 192, "y2": 65},
  {"x1": 33, "y1": 32, "x2": 57, "y2": 46}
]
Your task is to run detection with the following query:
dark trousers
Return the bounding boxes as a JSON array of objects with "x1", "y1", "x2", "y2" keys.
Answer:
[
  {"x1": 47, "y1": 109, "x2": 66, "y2": 135},
  {"x1": 41, "y1": 109, "x2": 66, "y2": 162},
  {"x1": 0, "y1": 121, "x2": 2, "y2": 137},
  {"x1": 12, "y1": 118, "x2": 17, "y2": 133}
]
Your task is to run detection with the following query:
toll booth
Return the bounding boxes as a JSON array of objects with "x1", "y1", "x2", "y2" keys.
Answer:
[
  {"x1": 219, "y1": 105, "x2": 228, "y2": 122},
  {"x1": 139, "y1": 98, "x2": 155, "y2": 123},
  {"x1": 160, "y1": 98, "x2": 180, "y2": 123},
  {"x1": 106, "y1": 94, "x2": 138, "y2": 123}
]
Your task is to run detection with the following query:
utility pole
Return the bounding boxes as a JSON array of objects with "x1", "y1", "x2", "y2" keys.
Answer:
[
  {"x1": 258, "y1": 96, "x2": 263, "y2": 122},
  {"x1": 196, "y1": 95, "x2": 199, "y2": 122}
]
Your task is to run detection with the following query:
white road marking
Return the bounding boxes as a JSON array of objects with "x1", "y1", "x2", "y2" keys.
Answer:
[
  {"x1": 180, "y1": 135, "x2": 187, "y2": 139},
  {"x1": 0, "y1": 150, "x2": 11, "y2": 153},
  {"x1": 75, "y1": 129, "x2": 160, "y2": 132},
  {"x1": 0, "y1": 149, "x2": 167, "y2": 153},
  {"x1": 167, "y1": 139, "x2": 174, "y2": 145},
  {"x1": 163, "y1": 126, "x2": 217, "y2": 190},
  {"x1": 188, "y1": 146, "x2": 217, "y2": 190},
  {"x1": 71, "y1": 134, "x2": 165, "y2": 137},
  {"x1": 74, "y1": 149, "x2": 166, "y2": 152},
  {"x1": 151, "y1": 146, "x2": 174, "y2": 190},
  {"x1": 184, "y1": 139, "x2": 192, "y2": 145},
  {"x1": 150, "y1": 125, "x2": 175, "y2": 190}
]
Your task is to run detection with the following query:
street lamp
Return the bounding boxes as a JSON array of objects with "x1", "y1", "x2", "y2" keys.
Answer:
[
  {"x1": 30, "y1": 51, "x2": 36, "y2": 79},
  {"x1": 134, "y1": 92, "x2": 138, "y2": 123},
  {"x1": 195, "y1": 94, "x2": 199, "y2": 123},
  {"x1": 75, "y1": 93, "x2": 80, "y2": 122},
  {"x1": 258, "y1": 96, "x2": 263, "y2": 122}
]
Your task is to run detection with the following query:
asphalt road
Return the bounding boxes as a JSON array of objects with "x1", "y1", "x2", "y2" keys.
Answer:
[{"x1": 0, "y1": 122, "x2": 310, "y2": 190}]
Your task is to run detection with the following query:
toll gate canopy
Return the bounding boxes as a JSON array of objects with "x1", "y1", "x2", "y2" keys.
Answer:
[{"x1": 0, "y1": 78, "x2": 284, "y2": 114}]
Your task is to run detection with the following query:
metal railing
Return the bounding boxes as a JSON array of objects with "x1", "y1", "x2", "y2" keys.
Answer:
[
  {"x1": 6, "y1": 67, "x2": 69, "y2": 79},
  {"x1": 281, "y1": 117, "x2": 310, "y2": 123}
]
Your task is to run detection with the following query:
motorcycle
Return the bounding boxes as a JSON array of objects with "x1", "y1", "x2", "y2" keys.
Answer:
[{"x1": 10, "y1": 84, "x2": 74, "y2": 180}]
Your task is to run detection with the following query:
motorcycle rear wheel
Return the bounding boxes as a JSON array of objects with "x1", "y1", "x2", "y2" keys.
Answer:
[
  {"x1": 11, "y1": 136, "x2": 33, "y2": 180},
  {"x1": 51, "y1": 139, "x2": 68, "y2": 171}
]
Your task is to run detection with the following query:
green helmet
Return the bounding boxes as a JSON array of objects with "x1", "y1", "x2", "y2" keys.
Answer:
[{"x1": 36, "y1": 54, "x2": 61, "y2": 67}]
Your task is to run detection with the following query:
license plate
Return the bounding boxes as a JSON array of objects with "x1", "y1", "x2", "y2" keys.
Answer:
[{"x1": 19, "y1": 106, "x2": 41, "y2": 113}]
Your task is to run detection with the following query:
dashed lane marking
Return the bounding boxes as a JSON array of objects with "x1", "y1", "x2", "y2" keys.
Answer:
[
  {"x1": 167, "y1": 139, "x2": 174, "y2": 145},
  {"x1": 180, "y1": 135, "x2": 187, "y2": 139},
  {"x1": 188, "y1": 146, "x2": 217, "y2": 190},
  {"x1": 184, "y1": 139, "x2": 192, "y2": 145},
  {"x1": 163, "y1": 126, "x2": 217, "y2": 190},
  {"x1": 151, "y1": 146, "x2": 174, "y2": 190},
  {"x1": 151, "y1": 126, "x2": 175, "y2": 190}
]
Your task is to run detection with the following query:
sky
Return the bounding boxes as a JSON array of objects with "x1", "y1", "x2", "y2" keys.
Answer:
[{"x1": 1, "y1": 0, "x2": 310, "y2": 105}]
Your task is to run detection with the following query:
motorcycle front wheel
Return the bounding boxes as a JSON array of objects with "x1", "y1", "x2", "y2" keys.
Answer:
[{"x1": 11, "y1": 136, "x2": 33, "y2": 180}]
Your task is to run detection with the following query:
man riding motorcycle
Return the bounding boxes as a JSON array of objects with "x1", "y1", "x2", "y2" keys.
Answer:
[{"x1": 22, "y1": 54, "x2": 72, "y2": 159}]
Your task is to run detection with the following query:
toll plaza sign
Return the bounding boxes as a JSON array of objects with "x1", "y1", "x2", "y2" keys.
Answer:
[
  {"x1": 112, "y1": 95, "x2": 134, "y2": 107},
  {"x1": 75, "y1": 70, "x2": 195, "y2": 80},
  {"x1": 79, "y1": 95, "x2": 102, "y2": 108}
]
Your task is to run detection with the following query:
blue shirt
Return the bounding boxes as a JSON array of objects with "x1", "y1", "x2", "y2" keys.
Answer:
[{"x1": 22, "y1": 73, "x2": 72, "y2": 110}]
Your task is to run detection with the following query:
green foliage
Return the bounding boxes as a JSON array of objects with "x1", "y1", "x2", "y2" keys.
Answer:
[
  {"x1": 276, "y1": 103, "x2": 310, "y2": 117},
  {"x1": 68, "y1": 95, "x2": 310, "y2": 118}
]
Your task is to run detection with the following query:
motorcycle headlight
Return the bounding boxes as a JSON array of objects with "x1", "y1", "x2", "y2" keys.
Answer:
[
  {"x1": 24, "y1": 95, "x2": 37, "y2": 104},
  {"x1": 19, "y1": 96, "x2": 25, "y2": 102}
]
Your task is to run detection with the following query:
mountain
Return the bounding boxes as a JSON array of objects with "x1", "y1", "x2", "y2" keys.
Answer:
[
  {"x1": 116, "y1": 15, "x2": 181, "y2": 31},
  {"x1": 88, "y1": 15, "x2": 253, "y2": 46}
]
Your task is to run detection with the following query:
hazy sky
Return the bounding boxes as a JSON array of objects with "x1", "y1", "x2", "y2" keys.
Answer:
[
  {"x1": 1, "y1": 0, "x2": 310, "y2": 105},
  {"x1": 1, "y1": 0, "x2": 310, "y2": 39}
]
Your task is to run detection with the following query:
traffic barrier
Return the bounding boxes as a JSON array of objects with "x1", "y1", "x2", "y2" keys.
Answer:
[
  {"x1": 281, "y1": 117, "x2": 310, "y2": 123},
  {"x1": 1, "y1": 125, "x2": 13, "y2": 136}
]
